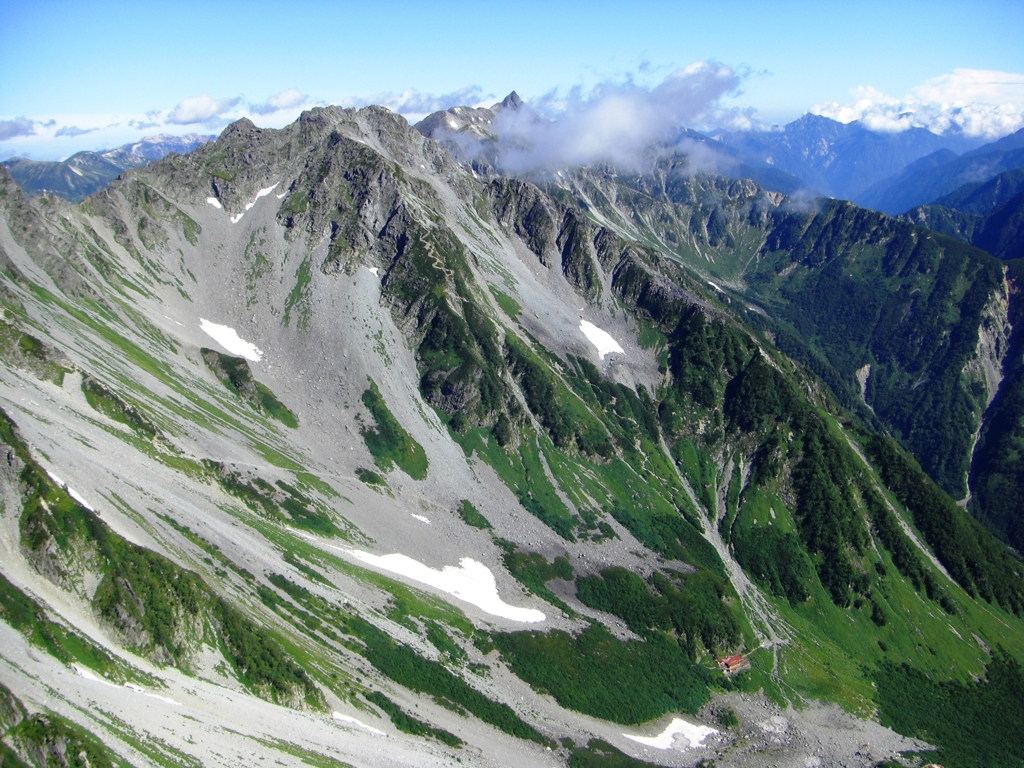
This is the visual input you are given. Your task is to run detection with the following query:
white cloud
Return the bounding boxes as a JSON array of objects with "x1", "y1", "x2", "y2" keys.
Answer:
[
  {"x1": 434, "y1": 63, "x2": 745, "y2": 174},
  {"x1": 250, "y1": 88, "x2": 308, "y2": 115},
  {"x1": 0, "y1": 117, "x2": 38, "y2": 141},
  {"x1": 346, "y1": 85, "x2": 489, "y2": 120},
  {"x1": 54, "y1": 125, "x2": 99, "y2": 138},
  {"x1": 811, "y1": 70, "x2": 1024, "y2": 139},
  {"x1": 913, "y1": 69, "x2": 1024, "y2": 106},
  {"x1": 168, "y1": 94, "x2": 241, "y2": 125}
]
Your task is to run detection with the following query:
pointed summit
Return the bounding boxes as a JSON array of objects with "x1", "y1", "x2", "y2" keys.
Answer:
[{"x1": 495, "y1": 91, "x2": 522, "y2": 112}]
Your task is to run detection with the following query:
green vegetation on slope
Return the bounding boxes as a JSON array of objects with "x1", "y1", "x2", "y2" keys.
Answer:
[
  {"x1": 201, "y1": 348, "x2": 297, "y2": 428},
  {"x1": 382, "y1": 227, "x2": 507, "y2": 430},
  {"x1": 209, "y1": 463, "x2": 341, "y2": 536},
  {"x1": 0, "y1": 322, "x2": 70, "y2": 385},
  {"x1": 748, "y1": 204, "x2": 1004, "y2": 500},
  {"x1": 874, "y1": 650, "x2": 1024, "y2": 768},
  {"x1": 260, "y1": 573, "x2": 548, "y2": 744},
  {"x1": 868, "y1": 434, "x2": 1024, "y2": 614},
  {"x1": 0, "y1": 407, "x2": 322, "y2": 707},
  {"x1": 364, "y1": 691, "x2": 462, "y2": 747},
  {"x1": 0, "y1": 572, "x2": 142, "y2": 684},
  {"x1": 969, "y1": 360, "x2": 1024, "y2": 553},
  {"x1": 5, "y1": 712, "x2": 123, "y2": 768},
  {"x1": 360, "y1": 379, "x2": 428, "y2": 480},
  {"x1": 492, "y1": 623, "x2": 713, "y2": 724},
  {"x1": 81, "y1": 375, "x2": 161, "y2": 441},
  {"x1": 498, "y1": 543, "x2": 575, "y2": 616},
  {"x1": 456, "y1": 499, "x2": 491, "y2": 529},
  {"x1": 567, "y1": 739, "x2": 660, "y2": 768},
  {"x1": 576, "y1": 566, "x2": 741, "y2": 658}
]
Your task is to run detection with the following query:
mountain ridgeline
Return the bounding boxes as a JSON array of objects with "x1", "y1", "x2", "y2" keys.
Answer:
[
  {"x1": 0, "y1": 104, "x2": 1022, "y2": 768},
  {"x1": 2, "y1": 133, "x2": 214, "y2": 203}
]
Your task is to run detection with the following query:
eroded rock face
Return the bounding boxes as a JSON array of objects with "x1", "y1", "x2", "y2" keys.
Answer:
[{"x1": 963, "y1": 269, "x2": 1014, "y2": 411}]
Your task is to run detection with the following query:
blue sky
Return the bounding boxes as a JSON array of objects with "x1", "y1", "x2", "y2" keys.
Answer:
[{"x1": 3, "y1": 0, "x2": 1024, "y2": 159}]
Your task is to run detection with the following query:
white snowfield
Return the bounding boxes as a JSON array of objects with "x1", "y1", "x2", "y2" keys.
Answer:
[
  {"x1": 199, "y1": 319, "x2": 264, "y2": 362},
  {"x1": 228, "y1": 183, "x2": 279, "y2": 223},
  {"x1": 71, "y1": 665, "x2": 179, "y2": 706},
  {"x1": 349, "y1": 551, "x2": 546, "y2": 623},
  {"x1": 124, "y1": 683, "x2": 180, "y2": 706},
  {"x1": 206, "y1": 197, "x2": 222, "y2": 209},
  {"x1": 411, "y1": 514, "x2": 431, "y2": 524},
  {"x1": 70, "y1": 166, "x2": 84, "y2": 177},
  {"x1": 333, "y1": 712, "x2": 386, "y2": 736},
  {"x1": 579, "y1": 320, "x2": 624, "y2": 359},
  {"x1": 45, "y1": 471, "x2": 94, "y2": 512},
  {"x1": 623, "y1": 718, "x2": 717, "y2": 750},
  {"x1": 67, "y1": 488, "x2": 94, "y2": 512},
  {"x1": 246, "y1": 183, "x2": 279, "y2": 211}
]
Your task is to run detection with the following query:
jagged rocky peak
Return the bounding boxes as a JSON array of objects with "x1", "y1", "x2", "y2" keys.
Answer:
[
  {"x1": 415, "y1": 90, "x2": 523, "y2": 142},
  {"x1": 493, "y1": 90, "x2": 522, "y2": 112}
]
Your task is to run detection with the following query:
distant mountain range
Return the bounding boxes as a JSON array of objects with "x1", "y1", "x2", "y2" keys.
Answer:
[
  {"x1": 902, "y1": 168, "x2": 1024, "y2": 260},
  {"x1": 2, "y1": 134, "x2": 214, "y2": 202},
  {"x1": 713, "y1": 113, "x2": 985, "y2": 202},
  {"x1": 859, "y1": 128, "x2": 1024, "y2": 214},
  {"x1": 417, "y1": 105, "x2": 1024, "y2": 214}
]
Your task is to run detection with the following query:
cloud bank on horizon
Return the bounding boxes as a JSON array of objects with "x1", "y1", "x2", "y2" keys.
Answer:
[
  {"x1": 811, "y1": 69, "x2": 1024, "y2": 139},
  {"x1": 3, "y1": 68, "x2": 1024, "y2": 162},
  {"x1": 0, "y1": 87, "x2": 312, "y2": 160}
]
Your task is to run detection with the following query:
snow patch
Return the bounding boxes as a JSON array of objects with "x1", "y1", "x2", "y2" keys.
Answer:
[
  {"x1": 71, "y1": 667, "x2": 179, "y2": 706},
  {"x1": 70, "y1": 166, "x2": 84, "y2": 177},
  {"x1": 579, "y1": 321, "x2": 624, "y2": 359},
  {"x1": 124, "y1": 683, "x2": 180, "y2": 706},
  {"x1": 45, "y1": 471, "x2": 93, "y2": 511},
  {"x1": 368, "y1": 267, "x2": 379, "y2": 276},
  {"x1": 67, "y1": 488, "x2": 94, "y2": 512},
  {"x1": 245, "y1": 183, "x2": 279, "y2": 211},
  {"x1": 230, "y1": 213, "x2": 244, "y2": 224},
  {"x1": 707, "y1": 280, "x2": 722, "y2": 292},
  {"x1": 623, "y1": 718, "x2": 717, "y2": 750},
  {"x1": 199, "y1": 319, "x2": 264, "y2": 362},
  {"x1": 411, "y1": 514, "x2": 430, "y2": 524},
  {"x1": 448, "y1": 118, "x2": 459, "y2": 129},
  {"x1": 333, "y1": 712, "x2": 386, "y2": 736},
  {"x1": 348, "y1": 552, "x2": 545, "y2": 623},
  {"x1": 206, "y1": 197, "x2": 222, "y2": 209},
  {"x1": 70, "y1": 664, "x2": 117, "y2": 687},
  {"x1": 276, "y1": 192, "x2": 287, "y2": 199}
]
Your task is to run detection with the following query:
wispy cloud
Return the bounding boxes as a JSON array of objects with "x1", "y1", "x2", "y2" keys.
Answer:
[
  {"x1": 350, "y1": 85, "x2": 489, "y2": 118},
  {"x1": 811, "y1": 69, "x2": 1024, "y2": 138},
  {"x1": 54, "y1": 125, "x2": 99, "y2": 138},
  {"x1": 430, "y1": 63, "x2": 746, "y2": 174},
  {"x1": 167, "y1": 94, "x2": 241, "y2": 125},
  {"x1": 0, "y1": 117, "x2": 38, "y2": 141},
  {"x1": 250, "y1": 88, "x2": 308, "y2": 115}
]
